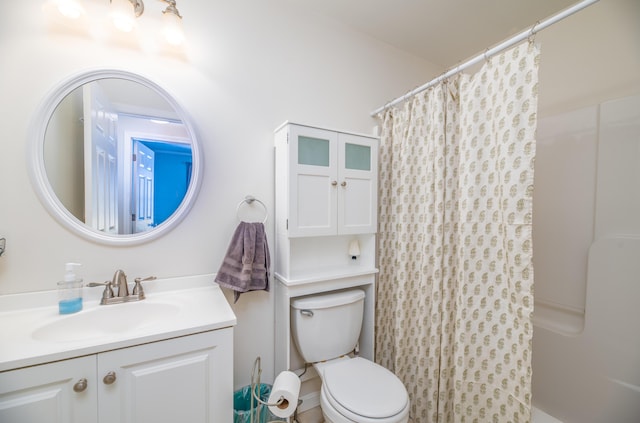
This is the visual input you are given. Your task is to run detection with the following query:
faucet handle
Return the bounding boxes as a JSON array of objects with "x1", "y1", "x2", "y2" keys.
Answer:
[
  {"x1": 87, "y1": 281, "x2": 111, "y2": 287},
  {"x1": 87, "y1": 281, "x2": 115, "y2": 303},
  {"x1": 132, "y1": 276, "x2": 156, "y2": 299},
  {"x1": 134, "y1": 276, "x2": 157, "y2": 283}
]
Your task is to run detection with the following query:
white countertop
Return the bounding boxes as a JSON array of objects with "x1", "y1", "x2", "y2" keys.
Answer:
[{"x1": 0, "y1": 274, "x2": 236, "y2": 372}]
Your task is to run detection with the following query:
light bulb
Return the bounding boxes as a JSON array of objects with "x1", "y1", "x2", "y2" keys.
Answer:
[
  {"x1": 54, "y1": 0, "x2": 84, "y2": 19},
  {"x1": 110, "y1": 0, "x2": 136, "y2": 32},
  {"x1": 163, "y1": 9, "x2": 184, "y2": 46}
]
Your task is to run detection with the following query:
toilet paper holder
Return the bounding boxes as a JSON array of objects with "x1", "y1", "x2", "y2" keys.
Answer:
[
  {"x1": 251, "y1": 356, "x2": 285, "y2": 407},
  {"x1": 250, "y1": 356, "x2": 300, "y2": 422}
]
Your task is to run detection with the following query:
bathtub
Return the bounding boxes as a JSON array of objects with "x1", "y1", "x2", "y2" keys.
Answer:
[{"x1": 532, "y1": 407, "x2": 562, "y2": 423}]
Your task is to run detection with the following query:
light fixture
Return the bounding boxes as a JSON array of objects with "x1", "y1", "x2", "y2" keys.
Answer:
[
  {"x1": 150, "y1": 118, "x2": 170, "y2": 125},
  {"x1": 109, "y1": 0, "x2": 142, "y2": 32},
  {"x1": 161, "y1": 0, "x2": 184, "y2": 46},
  {"x1": 46, "y1": 0, "x2": 185, "y2": 47},
  {"x1": 52, "y1": 0, "x2": 85, "y2": 19},
  {"x1": 108, "y1": 0, "x2": 184, "y2": 45}
]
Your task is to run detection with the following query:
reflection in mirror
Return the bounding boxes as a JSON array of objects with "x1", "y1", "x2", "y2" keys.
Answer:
[
  {"x1": 44, "y1": 79, "x2": 192, "y2": 235},
  {"x1": 30, "y1": 70, "x2": 202, "y2": 245}
]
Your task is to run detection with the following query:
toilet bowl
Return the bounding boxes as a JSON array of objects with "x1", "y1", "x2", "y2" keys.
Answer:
[
  {"x1": 314, "y1": 357, "x2": 409, "y2": 423},
  {"x1": 290, "y1": 289, "x2": 410, "y2": 423}
]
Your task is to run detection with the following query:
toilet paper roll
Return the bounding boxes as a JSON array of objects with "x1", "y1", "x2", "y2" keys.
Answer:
[{"x1": 267, "y1": 371, "x2": 301, "y2": 418}]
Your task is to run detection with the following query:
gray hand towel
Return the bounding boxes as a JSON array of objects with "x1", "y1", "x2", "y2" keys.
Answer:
[{"x1": 215, "y1": 221, "x2": 270, "y2": 302}]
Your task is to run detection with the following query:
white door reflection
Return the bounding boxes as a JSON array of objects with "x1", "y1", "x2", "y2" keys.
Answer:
[
  {"x1": 84, "y1": 81, "x2": 119, "y2": 234},
  {"x1": 133, "y1": 140, "x2": 155, "y2": 233},
  {"x1": 117, "y1": 115, "x2": 192, "y2": 235}
]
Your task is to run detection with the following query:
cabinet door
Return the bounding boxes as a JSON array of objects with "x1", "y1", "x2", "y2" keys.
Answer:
[
  {"x1": 0, "y1": 356, "x2": 97, "y2": 423},
  {"x1": 338, "y1": 133, "x2": 378, "y2": 234},
  {"x1": 98, "y1": 329, "x2": 233, "y2": 423},
  {"x1": 289, "y1": 125, "x2": 338, "y2": 237}
]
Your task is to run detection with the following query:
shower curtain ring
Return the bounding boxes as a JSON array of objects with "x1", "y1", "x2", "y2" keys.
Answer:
[{"x1": 528, "y1": 21, "x2": 540, "y2": 43}]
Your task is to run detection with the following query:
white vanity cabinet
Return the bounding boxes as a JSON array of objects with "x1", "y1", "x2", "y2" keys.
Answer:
[
  {"x1": 0, "y1": 355, "x2": 97, "y2": 422},
  {"x1": 0, "y1": 329, "x2": 233, "y2": 423},
  {"x1": 99, "y1": 329, "x2": 232, "y2": 423},
  {"x1": 275, "y1": 122, "x2": 378, "y2": 237}
]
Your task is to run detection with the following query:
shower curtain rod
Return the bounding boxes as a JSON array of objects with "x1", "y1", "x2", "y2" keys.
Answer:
[{"x1": 370, "y1": 0, "x2": 600, "y2": 116}]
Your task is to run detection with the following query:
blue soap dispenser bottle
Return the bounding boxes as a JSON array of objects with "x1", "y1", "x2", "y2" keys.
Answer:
[{"x1": 58, "y1": 263, "x2": 83, "y2": 314}]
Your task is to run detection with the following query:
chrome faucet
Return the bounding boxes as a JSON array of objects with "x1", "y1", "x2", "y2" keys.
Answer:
[
  {"x1": 112, "y1": 269, "x2": 129, "y2": 297},
  {"x1": 88, "y1": 270, "x2": 156, "y2": 305}
]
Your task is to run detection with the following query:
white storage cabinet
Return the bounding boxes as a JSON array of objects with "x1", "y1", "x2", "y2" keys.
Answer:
[
  {"x1": 274, "y1": 122, "x2": 379, "y2": 413},
  {"x1": 275, "y1": 122, "x2": 378, "y2": 238}
]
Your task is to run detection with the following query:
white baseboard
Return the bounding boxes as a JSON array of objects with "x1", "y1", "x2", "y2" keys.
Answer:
[{"x1": 298, "y1": 391, "x2": 320, "y2": 413}]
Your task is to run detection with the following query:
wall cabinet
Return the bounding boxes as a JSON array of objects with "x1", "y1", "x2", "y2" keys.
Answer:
[
  {"x1": 275, "y1": 123, "x2": 378, "y2": 237},
  {"x1": 0, "y1": 329, "x2": 233, "y2": 423}
]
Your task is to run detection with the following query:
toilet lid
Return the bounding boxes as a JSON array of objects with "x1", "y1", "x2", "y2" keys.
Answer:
[{"x1": 323, "y1": 357, "x2": 408, "y2": 419}]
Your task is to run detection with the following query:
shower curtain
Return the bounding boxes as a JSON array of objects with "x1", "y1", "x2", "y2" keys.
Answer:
[{"x1": 375, "y1": 42, "x2": 539, "y2": 423}]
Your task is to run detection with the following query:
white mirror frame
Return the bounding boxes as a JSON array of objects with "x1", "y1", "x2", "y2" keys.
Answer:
[{"x1": 28, "y1": 69, "x2": 203, "y2": 246}]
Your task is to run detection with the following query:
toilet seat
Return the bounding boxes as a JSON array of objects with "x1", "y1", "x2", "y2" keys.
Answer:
[{"x1": 321, "y1": 357, "x2": 409, "y2": 422}]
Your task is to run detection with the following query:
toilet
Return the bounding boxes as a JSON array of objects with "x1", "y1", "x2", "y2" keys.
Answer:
[{"x1": 291, "y1": 289, "x2": 410, "y2": 423}]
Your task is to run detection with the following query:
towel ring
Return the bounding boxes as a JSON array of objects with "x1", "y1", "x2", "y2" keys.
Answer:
[{"x1": 236, "y1": 195, "x2": 268, "y2": 224}]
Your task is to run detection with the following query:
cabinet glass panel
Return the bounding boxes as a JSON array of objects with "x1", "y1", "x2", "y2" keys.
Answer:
[
  {"x1": 298, "y1": 136, "x2": 330, "y2": 167},
  {"x1": 345, "y1": 143, "x2": 371, "y2": 171}
]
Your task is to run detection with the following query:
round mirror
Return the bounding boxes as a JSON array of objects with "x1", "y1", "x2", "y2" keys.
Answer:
[{"x1": 29, "y1": 69, "x2": 203, "y2": 245}]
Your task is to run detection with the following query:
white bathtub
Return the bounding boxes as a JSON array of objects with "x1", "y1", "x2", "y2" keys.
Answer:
[{"x1": 533, "y1": 407, "x2": 562, "y2": 423}]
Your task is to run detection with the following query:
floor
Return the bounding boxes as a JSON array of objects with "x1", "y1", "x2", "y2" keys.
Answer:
[{"x1": 294, "y1": 407, "x2": 323, "y2": 423}]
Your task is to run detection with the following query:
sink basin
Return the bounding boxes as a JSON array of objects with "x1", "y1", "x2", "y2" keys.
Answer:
[{"x1": 32, "y1": 302, "x2": 180, "y2": 342}]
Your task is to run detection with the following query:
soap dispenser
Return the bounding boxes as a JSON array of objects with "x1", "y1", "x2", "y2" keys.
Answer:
[{"x1": 57, "y1": 263, "x2": 83, "y2": 314}]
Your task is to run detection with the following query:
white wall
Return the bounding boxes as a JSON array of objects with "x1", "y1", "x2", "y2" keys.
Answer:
[
  {"x1": 535, "y1": 0, "x2": 640, "y2": 115},
  {"x1": 0, "y1": 0, "x2": 439, "y2": 388},
  {"x1": 532, "y1": 0, "x2": 640, "y2": 421}
]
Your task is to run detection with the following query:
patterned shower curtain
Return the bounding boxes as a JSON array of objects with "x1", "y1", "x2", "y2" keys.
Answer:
[{"x1": 375, "y1": 42, "x2": 539, "y2": 423}]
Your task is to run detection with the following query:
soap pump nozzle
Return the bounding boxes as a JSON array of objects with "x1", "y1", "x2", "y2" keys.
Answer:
[{"x1": 64, "y1": 262, "x2": 82, "y2": 282}]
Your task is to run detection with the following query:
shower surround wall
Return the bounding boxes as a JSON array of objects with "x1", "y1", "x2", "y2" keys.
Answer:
[{"x1": 532, "y1": 95, "x2": 640, "y2": 422}]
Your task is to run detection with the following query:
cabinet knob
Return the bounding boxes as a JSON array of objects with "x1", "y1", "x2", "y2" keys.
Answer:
[
  {"x1": 331, "y1": 181, "x2": 338, "y2": 186},
  {"x1": 73, "y1": 378, "x2": 88, "y2": 392},
  {"x1": 103, "y1": 371, "x2": 117, "y2": 385},
  {"x1": 341, "y1": 181, "x2": 347, "y2": 187}
]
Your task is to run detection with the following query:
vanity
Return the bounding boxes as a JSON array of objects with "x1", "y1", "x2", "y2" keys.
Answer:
[{"x1": 0, "y1": 275, "x2": 236, "y2": 423}]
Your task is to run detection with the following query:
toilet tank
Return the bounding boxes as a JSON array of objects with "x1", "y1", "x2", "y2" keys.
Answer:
[{"x1": 290, "y1": 289, "x2": 365, "y2": 363}]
